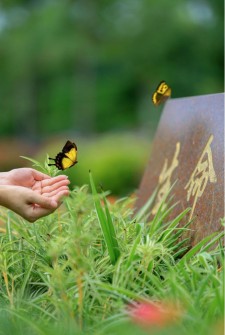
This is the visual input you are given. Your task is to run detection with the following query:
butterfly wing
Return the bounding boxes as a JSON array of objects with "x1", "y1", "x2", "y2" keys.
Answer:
[
  {"x1": 65, "y1": 148, "x2": 77, "y2": 163},
  {"x1": 48, "y1": 152, "x2": 66, "y2": 170},
  {"x1": 48, "y1": 140, "x2": 78, "y2": 170},
  {"x1": 152, "y1": 92, "x2": 160, "y2": 106},
  {"x1": 62, "y1": 140, "x2": 77, "y2": 153},
  {"x1": 61, "y1": 155, "x2": 77, "y2": 169},
  {"x1": 152, "y1": 81, "x2": 171, "y2": 106},
  {"x1": 156, "y1": 81, "x2": 169, "y2": 94},
  {"x1": 63, "y1": 141, "x2": 78, "y2": 167}
]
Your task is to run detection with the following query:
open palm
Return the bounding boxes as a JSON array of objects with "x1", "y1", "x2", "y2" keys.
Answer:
[{"x1": 5, "y1": 168, "x2": 70, "y2": 202}]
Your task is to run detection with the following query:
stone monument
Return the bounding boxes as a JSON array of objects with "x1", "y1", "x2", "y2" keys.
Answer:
[{"x1": 135, "y1": 93, "x2": 224, "y2": 245}]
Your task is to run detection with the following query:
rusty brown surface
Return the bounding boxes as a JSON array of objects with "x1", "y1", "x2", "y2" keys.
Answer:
[{"x1": 135, "y1": 93, "x2": 224, "y2": 246}]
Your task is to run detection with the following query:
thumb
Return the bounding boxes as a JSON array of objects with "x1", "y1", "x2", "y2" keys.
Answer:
[
  {"x1": 32, "y1": 169, "x2": 50, "y2": 181},
  {"x1": 29, "y1": 193, "x2": 58, "y2": 209}
]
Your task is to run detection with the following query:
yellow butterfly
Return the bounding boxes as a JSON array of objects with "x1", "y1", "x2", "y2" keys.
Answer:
[
  {"x1": 48, "y1": 140, "x2": 78, "y2": 170},
  {"x1": 152, "y1": 81, "x2": 171, "y2": 106}
]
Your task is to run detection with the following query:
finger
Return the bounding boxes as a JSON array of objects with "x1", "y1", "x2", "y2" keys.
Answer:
[
  {"x1": 52, "y1": 190, "x2": 70, "y2": 203},
  {"x1": 41, "y1": 179, "x2": 70, "y2": 193},
  {"x1": 28, "y1": 192, "x2": 58, "y2": 209},
  {"x1": 42, "y1": 186, "x2": 70, "y2": 198},
  {"x1": 32, "y1": 177, "x2": 69, "y2": 194},
  {"x1": 32, "y1": 169, "x2": 51, "y2": 181},
  {"x1": 41, "y1": 175, "x2": 69, "y2": 188},
  {"x1": 29, "y1": 191, "x2": 69, "y2": 221}
]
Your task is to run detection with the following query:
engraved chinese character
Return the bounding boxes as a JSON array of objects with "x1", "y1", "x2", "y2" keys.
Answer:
[
  {"x1": 185, "y1": 134, "x2": 217, "y2": 220},
  {"x1": 152, "y1": 142, "x2": 180, "y2": 215}
]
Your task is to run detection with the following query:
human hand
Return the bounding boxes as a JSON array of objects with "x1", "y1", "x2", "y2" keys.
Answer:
[
  {"x1": 0, "y1": 167, "x2": 70, "y2": 198},
  {"x1": 0, "y1": 167, "x2": 68, "y2": 190},
  {"x1": 0, "y1": 168, "x2": 70, "y2": 222},
  {"x1": 0, "y1": 185, "x2": 68, "y2": 222}
]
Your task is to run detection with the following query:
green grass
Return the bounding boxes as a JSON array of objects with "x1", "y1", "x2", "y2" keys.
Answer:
[{"x1": 0, "y1": 162, "x2": 224, "y2": 335}]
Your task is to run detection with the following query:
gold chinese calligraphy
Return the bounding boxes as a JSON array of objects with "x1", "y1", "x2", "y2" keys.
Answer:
[
  {"x1": 185, "y1": 135, "x2": 217, "y2": 220},
  {"x1": 152, "y1": 142, "x2": 180, "y2": 215}
]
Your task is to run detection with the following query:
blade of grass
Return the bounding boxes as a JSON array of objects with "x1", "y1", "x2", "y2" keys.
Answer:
[
  {"x1": 158, "y1": 208, "x2": 191, "y2": 242},
  {"x1": 134, "y1": 187, "x2": 158, "y2": 222},
  {"x1": 101, "y1": 193, "x2": 120, "y2": 260},
  {"x1": 89, "y1": 171, "x2": 119, "y2": 265},
  {"x1": 148, "y1": 201, "x2": 178, "y2": 236},
  {"x1": 177, "y1": 231, "x2": 224, "y2": 268},
  {"x1": 125, "y1": 231, "x2": 142, "y2": 269},
  {"x1": 18, "y1": 256, "x2": 36, "y2": 300},
  {"x1": 200, "y1": 231, "x2": 224, "y2": 253}
]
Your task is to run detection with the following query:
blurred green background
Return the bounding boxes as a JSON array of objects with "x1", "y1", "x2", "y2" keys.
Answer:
[{"x1": 0, "y1": 0, "x2": 223, "y2": 195}]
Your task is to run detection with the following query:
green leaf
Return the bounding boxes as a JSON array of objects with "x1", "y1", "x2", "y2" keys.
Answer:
[
  {"x1": 177, "y1": 231, "x2": 224, "y2": 267},
  {"x1": 89, "y1": 171, "x2": 119, "y2": 265}
]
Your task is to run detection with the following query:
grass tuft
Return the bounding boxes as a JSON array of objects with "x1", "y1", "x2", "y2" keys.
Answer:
[{"x1": 0, "y1": 159, "x2": 224, "y2": 335}]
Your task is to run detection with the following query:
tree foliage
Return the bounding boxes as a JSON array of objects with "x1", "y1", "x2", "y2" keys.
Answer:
[{"x1": 0, "y1": 0, "x2": 223, "y2": 139}]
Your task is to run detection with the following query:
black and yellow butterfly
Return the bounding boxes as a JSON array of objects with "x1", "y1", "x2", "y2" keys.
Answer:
[
  {"x1": 48, "y1": 140, "x2": 78, "y2": 170},
  {"x1": 152, "y1": 81, "x2": 171, "y2": 106}
]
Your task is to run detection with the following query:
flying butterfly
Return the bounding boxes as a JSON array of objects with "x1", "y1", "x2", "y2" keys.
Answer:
[
  {"x1": 152, "y1": 81, "x2": 171, "y2": 106},
  {"x1": 48, "y1": 140, "x2": 78, "y2": 170}
]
